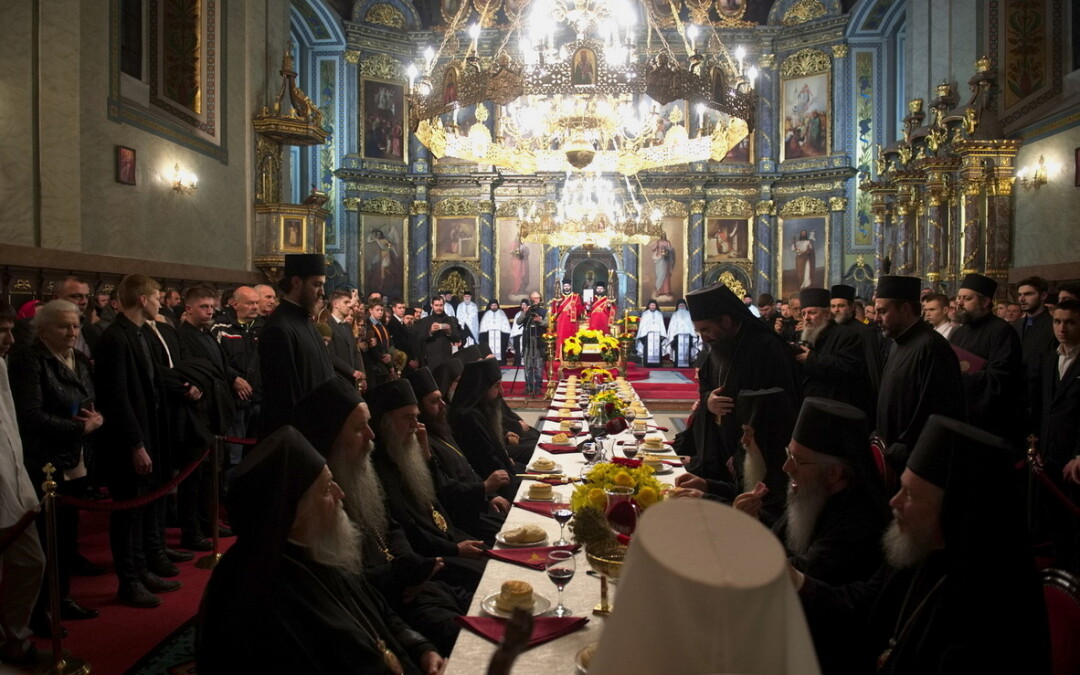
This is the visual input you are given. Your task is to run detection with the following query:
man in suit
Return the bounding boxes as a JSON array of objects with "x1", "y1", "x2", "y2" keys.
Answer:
[
  {"x1": 387, "y1": 298, "x2": 417, "y2": 372},
  {"x1": 327, "y1": 289, "x2": 364, "y2": 385},
  {"x1": 93, "y1": 275, "x2": 182, "y2": 607},
  {"x1": 1015, "y1": 276, "x2": 1059, "y2": 431},
  {"x1": 1035, "y1": 298, "x2": 1080, "y2": 570},
  {"x1": 362, "y1": 302, "x2": 395, "y2": 387},
  {"x1": 256, "y1": 254, "x2": 336, "y2": 437}
]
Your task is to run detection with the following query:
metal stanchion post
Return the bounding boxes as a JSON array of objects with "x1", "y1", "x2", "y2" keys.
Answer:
[
  {"x1": 195, "y1": 437, "x2": 223, "y2": 570},
  {"x1": 40, "y1": 463, "x2": 90, "y2": 675}
]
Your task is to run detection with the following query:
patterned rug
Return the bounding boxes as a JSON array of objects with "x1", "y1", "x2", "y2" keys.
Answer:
[{"x1": 123, "y1": 619, "x2": 196, "y2": 675}]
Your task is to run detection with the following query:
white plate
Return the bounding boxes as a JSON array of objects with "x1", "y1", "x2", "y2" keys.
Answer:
[
  {"x1": 481, "y1": 591, "x2": 553, "y2": 618},
  {"x1": 528, "y1": 462, "x2": 563, "y2": 474},
  {"x1": 496, "y1": 531, "x2": 549, "y2": 547},
  {"x1": 649, "y1": 464, "x2": 674, "y2": 475},
  {"x1": 520, "y1": 494, "x2": 556, "y2": 503}
]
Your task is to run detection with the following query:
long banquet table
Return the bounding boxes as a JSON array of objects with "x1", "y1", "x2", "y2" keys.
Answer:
[{"x1": 445, "y1": 378, "x2": 687, "y2": 674}]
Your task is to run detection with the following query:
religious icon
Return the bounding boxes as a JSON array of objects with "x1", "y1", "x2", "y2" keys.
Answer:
[
  {"x1": 716, "y1": 0, "x2": 747, "y2": 19},
  {"x1": 781, "y1": 71, "x2": 829, "y2": 161},
  {"x1": 497, "y1": 218, "x2": 542, "y2": 304},
  {"x1": 281, "y1": 218, "x2": 305, "y2": 253},
  {"x1": 705, "y1": 218, "x2": 750, "y2": 261},
  {"x1": 116, "y1": 146, "x2": 136, "y2": 185},
  {"x1": 571, "y1": 49, "x2": 596, "y2": 86},
  {"x1": 434, "y1": 216, "x2": 479, "y2": 260},
  {"x1": 362, "y1": 216, "x2": 406, "y2": 299},
  {"x1": 362, "y1": 80, "x2": 406, "y2": 162},
  {"x1": 639, "y1": 221, "x2": 685, "y2": 308},
  {"x1": 443, "y1": 67, "x2": 459, "y2": 105},
  {"x1": 780, "y1": 217, "x2": 827, "y2": 298}
]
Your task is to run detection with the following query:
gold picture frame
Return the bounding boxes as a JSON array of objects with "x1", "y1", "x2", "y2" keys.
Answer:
[
  {"x1": 361, "y1": 78, "x2": 408, "y2": 163},
  {"x1": 704, "y1": 217, "x2": 753, "y2": 262},
  {"x1": 780, "y1": 70, "x2": 831, "y2": 163},
  {"x1": 777, "y1": 216, "x2": 830, "y2": 299},
  {"x1": 433, "y1": 216, "x2": 480, "y2": 260},
  {"x1": 280, "y1": 216, "x2": 307, "y2": 253},
  {"x1": 638, "y1": 217, "x2": 688, "y2": 310}
]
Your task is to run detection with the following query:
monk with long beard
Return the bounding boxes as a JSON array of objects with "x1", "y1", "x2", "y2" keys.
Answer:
[
  {"x1": 289, "y1": 377, "x2": 471, "y2": 655},
  {"x1": 448, "y1": 359, "x2": 523, "y2": 500},
  {"x1": 367, "y1": 379, "x2": 488, "y2": 591}
]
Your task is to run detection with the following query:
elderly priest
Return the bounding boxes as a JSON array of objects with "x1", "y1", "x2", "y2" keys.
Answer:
[
  {"x1": 197, "y1": 426, "x2": 445, "y2": 674},
  {"x1": 792, "y1": 415, "x2": 1049, "y2": 675}
]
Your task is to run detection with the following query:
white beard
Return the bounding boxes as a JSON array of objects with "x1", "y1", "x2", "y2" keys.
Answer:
[
  {"x1": 801, "y1": 320, "x2": 829, "y2": 345},
  {"x1": 882, "y1": 517, "x2": 939, "y2": 569},
  {"x1": 308, "y1": 502, "x2": 364, "y2": 576},
  {"x1": 381, "y1": 423, "x2": 438, "y2": 510},
  {"x1": 741, "y1": 443, "x2": 767, "y2": 494},
  {"x1": 784, "y1": 478, "x2": 828, "y2": 555},
  {"x1": 329, "y1": 444, "x2": 388, "y2": 542}
]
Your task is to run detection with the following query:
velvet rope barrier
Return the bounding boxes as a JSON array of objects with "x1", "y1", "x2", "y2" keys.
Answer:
[
  {"x1": 1031, "y1": 462, "x2": 1080, "y2": 520},
  {"x1": 0, "y1": 505, "x2": 42, "y2": 557},
  {"x1": 57, "y1": 445, "x2": 211, "y2": 512}
]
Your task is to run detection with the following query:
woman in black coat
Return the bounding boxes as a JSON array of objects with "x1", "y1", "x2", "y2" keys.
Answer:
[{"x1": 10, "y1": 300, "x2": 104, "y2": 623}]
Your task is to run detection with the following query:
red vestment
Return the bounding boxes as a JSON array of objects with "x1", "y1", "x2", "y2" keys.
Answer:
[
  {"x1": 589, "y1": 296, "x2": 614, "y2": 334},
  {"x1": 553, "y1": 293, "x2": 583, "y2": 358}
]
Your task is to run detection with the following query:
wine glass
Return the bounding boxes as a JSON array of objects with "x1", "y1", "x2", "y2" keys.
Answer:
[
  {"x1": 624, "y1": 408, "x2": 637, "y2": 424},
  {"x1": 546, "y1": 550, "x2": 576, "y2": 617},
  {"x1": 622, "y1": 441, "x2": 639, "y2": 460},
  {"x1": 569, "y1": 419, "x2": 583, "y2": 436},
  {"x1": 550, "y1": 496, "x2": 573, "y2": 546},
  {"x1": 580, "y1": 442, "x2": 598, "y2": 465},
  {"x1": 632, "y1": 426, "x2": 647, "y2": 444}
]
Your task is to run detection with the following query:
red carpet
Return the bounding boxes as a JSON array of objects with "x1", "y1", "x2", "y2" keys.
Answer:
[{"x1": 44, "y1": 509, "x2": 232, "y2": 674}]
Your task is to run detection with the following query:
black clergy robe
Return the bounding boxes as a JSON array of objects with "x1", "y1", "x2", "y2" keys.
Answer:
[
  {"x1": 257, "y1": 299, "x2": 336, "y2": 437},
  {"x1": 363, "y1": 319, "x2": 395, "y2": 387},
  {"x1": 328, "y1": 316, "x2": 363, "y2": 380},
  {"x1": 428, "y1": 432, "x2": 505, "y2": 544},
  {"x1": 416, "y1": 312, "x2": 462, "y2": 371},
  {"x1": 502, "y1": 398, "x2": 539, "y2": 463},
  {"x1": 198, "y1": 542, "x2": 436, "y2": 674},
  {"x1": 949, "y1": 313, "x2": 1023, "y2": 445},
  {"x1": 840, "y1": 317, "x2": 884, "y2": 409},
  {"x1": 688, "y1": 324, "x2": 800, "y2": 527},
  {"x1": 798, "y1": 551, "x2": 1049, "y2": 675},
  {"x1": 876, "y1": 320, "x2": 964, "y2": 472},
  {"x1": 800, "y1": 321, "x2": 876, "y2": 418},
  {"x1": 372, "y1": 453, "x2": 486, "y2": 587},
  {"x1": 449, "y1": 407, "x2": 521, "y2": 500}
]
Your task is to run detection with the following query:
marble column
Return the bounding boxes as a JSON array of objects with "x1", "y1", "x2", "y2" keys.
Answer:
[
  {"x1": 688, "y1": 199, "x2": 706, "y2": 292},
  {"x1": 410, "y1": 196, "x2": 432, "y2": 304},
  {"x1": 754, "y1": 200, "x2": 774, "y2": 296},
  {"x1": 478, "y1": 197, "x2": 496, "y2": 303},
  {"x1": 958, "y1": 154, "x2": 986, "y2": 276}
]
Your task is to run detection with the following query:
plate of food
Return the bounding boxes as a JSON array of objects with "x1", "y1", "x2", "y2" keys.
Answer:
[
  {"x1": 521, "y1": 483, "x2": 560, "y2": 502},
  {"x1": 481, "y1": 581, "x2": 553, "y2": 618},
  {"x1": 528, "y1": 459, "x2": 563, "y2": 474},
  {"x1": 496, "y1": 524, "x2": 549, "y2": 547}
]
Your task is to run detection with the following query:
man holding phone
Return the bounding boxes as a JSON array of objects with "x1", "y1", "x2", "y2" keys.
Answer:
[{"x1": 416, "y1": 296, "x2": 462, "y2": 371}]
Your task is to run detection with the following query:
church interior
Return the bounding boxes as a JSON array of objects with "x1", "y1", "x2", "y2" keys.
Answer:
[{"x1": 3, "y1": 0, "x2": 1080, "y2": 672}]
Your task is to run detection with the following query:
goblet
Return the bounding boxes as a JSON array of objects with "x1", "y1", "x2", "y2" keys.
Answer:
[
  {"x1": 550, "y1": 496, "x2": 573, "y2": 546},
  {"x1": 585, "y1": 542, "x2": 627, "y2": 616},
  {"x1": 546, "y1": 550, "x2": 576, "y2": 617}
]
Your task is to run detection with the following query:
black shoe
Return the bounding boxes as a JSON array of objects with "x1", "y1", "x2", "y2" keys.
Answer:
[
  {"x1": 216, "y1": 525, "x2": 234, "y2": 538},
  {"x1": 140, "y1": 572, "x2": 182, "y2": 594},
  {"x1": 117, "y1": 583, "x2": 162, "y2": 608},
  {"x1": 29, "y1": 613, "x2": 67, "y2": 639},
  {"x1": 70, "y1": 554, "x2": 107, "y2": 576},
  {"x1": 59, "y1": 597, "x2": 99, "y2": 621},
  {"x1": 148, "y1": 553, "x2": 180, "y2": 578},
  {"x1": 180, "y1": 535, "x2": 213, "y2": 551},
  {"x1": 164, "y1": 547, "x2": 194, "y2": 563}
]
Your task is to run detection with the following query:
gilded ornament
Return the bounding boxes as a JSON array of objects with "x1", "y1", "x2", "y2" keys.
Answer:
[
  {"x1": 359, "y1": 197, "x2": 407, "y2": 215},
  {"x1": 433, "y1": 197, "x2": 481, "y2": 216},
  {"x1": 705, "y1": 198, "x2": 753, "y2": 218},
  {"x1": 690, "y1": 199, "x2": 706, "y2": 215},
  {"x1": 364, "y1": 4, "x2": 406, "y2": 29},
  {"x1": 758, "y1": 54, "x2": 776, "y2": 69},
  {"x1": 343, "y1": 197, "x2": 361, "y2": 211},
  {"x1": 649, "y1": 198, "x2": 688, "y2": 217},
  {"x1": 831, "y1": 44, "x2": 849, "y2": 58},
  {"x1": 828, "y1": 197, "x2": 847, "y2": 211},
  {"x1": 754, "y1": 200, "x2": 774, "y2": 216},
  {"x1": 345, "y1": 50, "x2": 360, "y2": 64},
  {"x1": 411, "y1": 201, "x2": 431, "y2": 215},
  {"x1": 478, "y1": 200, "x2": 495, "y2": 213},
  {"x1": 718, "y1": 271, "x2": 747, "y2": 300},
  {"x1": 683, "y1": 0, "x2": 710, "y2": 25},
  {"x1": 361, "y1": 53, "x2": 404, "y2": 82},
  {"x1": 779, "y1": 48, "x2": 831, "y2": 78},
  {"x1": 782, "y1": 0, "x2": 827, "y2": 26},
  {"x1": 779, "y1": 196, "x2": 828, "y2": 217}
]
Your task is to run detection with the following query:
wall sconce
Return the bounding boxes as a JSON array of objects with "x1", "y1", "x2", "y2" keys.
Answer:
[
  {"x1": 172, "y1": 163, "x2": 198, "y2": 194},
  {"x1": 1017, "y1": 155, "x2": 1058, "y2": 191}
]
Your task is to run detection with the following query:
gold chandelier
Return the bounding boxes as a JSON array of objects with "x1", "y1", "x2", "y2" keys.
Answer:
[
  {"x1": 407, "y1": 0, "x2": 758, "y2": 175},
  {"x1": 516, "y1": 173, "x2": 663, "y2": 247}
]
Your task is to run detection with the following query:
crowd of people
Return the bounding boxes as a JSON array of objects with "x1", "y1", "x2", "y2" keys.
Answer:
[{"x1": 0, "y1": 255, "x2": 1076, "y2": 671}]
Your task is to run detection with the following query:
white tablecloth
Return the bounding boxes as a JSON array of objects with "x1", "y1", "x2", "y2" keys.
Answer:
[{"x1": 445, "y1": 380, "x2": 686, "y2": 674}]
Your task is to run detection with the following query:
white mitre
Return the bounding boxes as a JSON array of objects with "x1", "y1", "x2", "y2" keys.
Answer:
[{"x1": 590, "y1": 499, "x2": 821, "y2": 675}]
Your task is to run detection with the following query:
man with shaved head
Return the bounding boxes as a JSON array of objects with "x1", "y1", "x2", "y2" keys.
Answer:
[
  {"x1": 253, "y1": 284, "x2": 277, "y2": 317},
  {"x1": 214, "y1": 285, "x2": 264, "y2": 464}
]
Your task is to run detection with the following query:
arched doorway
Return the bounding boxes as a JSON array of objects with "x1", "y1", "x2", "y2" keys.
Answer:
[{"x1": 562, "y1": 249, "x2": 619, "y2": 303}]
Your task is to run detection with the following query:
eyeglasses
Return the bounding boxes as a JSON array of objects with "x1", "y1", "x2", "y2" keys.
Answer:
[{"x1": 785, "y1": 448, "x2": 817, "y2": 466}]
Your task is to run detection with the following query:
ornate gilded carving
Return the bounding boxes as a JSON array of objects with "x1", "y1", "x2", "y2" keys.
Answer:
[
  {"x1": 755, "y1": 200, "x2": 775, "y2": 216},
  {"x1": 411, "y1": 201, "x2": 431, "y2": 215},
  {"x1": 705, "y1": 198, "x2": 753, "y2": 218},
  {"x1": 649, "y1": 198, "x2": 689, "y2": 217},
  {"x1": 359, "y1": 196, "x2": 407, "y2": 215},
  {"x1": 478, "y1": 200, "x2": 495, "y2": 214},
  {"x1": 345, "y1": 50, "x2": 360, "y2": 64},
  {"x1": 758, "y1": 54, "x2": 776, "y2": 69},
  {"x1": 364, "y1": 4, "x2": 406, "y2": 29},
  {"x1": 774, "y1": 182, "x2": 841, "y2": 195},
  {"x1": 828, "y1": 197, "x2": 848, "y2": 211},
  {"x1": 343, "y1": 198, "x2": 360, "y2": 211},
  {"x1": 255, "y1": 135, "x2": 282, "y2": 204},
  {"x1": 433, "y1": 197, "x2": 480, "y2": 216},
  {"x1": 718, "y1": 271, "x2": 746, "y2": 299},
  {"x1": 690, "y1": 199, "x2": 706, "y2": 215},
  {"x1": 779, "y1": 196, "x2": 828, "y2": 217},
  {"x1": 779, "y1": 48, "x2": 831, "y2": 78},
  {"x1": 782, "y1": 0, "x2": 827, "y2": 26},
  {"x1": 831, "y1": 44, "x2": 849, "y2": 59},
  {"x1": 361, "y1": 53, "x2": 404, "y2": 82}
]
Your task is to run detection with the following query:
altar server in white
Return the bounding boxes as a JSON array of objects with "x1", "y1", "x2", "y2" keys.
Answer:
[
  {"x1": 636, "y1": 299, "x2": 667, "y2": 368},
  {"x1": 666, "y1": 298, "x2": 701, "y2": 368},
  {"x1": 478, "y1": 300, "x2": 512, "y2": 364},
  {"x1": 457, "y1": 290, "x2": 480, "y2": 347}
]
